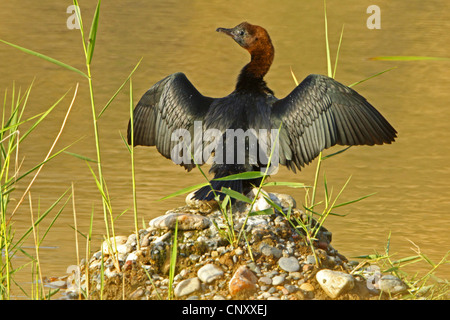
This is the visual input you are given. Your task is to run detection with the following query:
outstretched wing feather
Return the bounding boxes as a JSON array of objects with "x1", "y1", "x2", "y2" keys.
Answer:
[{"x1": 271, "y1": 74, "x2": 396, "y2": 171}]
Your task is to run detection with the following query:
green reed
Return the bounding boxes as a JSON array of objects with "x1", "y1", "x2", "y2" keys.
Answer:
[
  {"x1": 1, "y1": 0, "x2": 143, "y2": 299},
  {"x1": 0, "y1": 80, "x2": 76, "y2": 299},
  {"x1": 351, "y1": 233, "x2": 449, "y2": 300}
]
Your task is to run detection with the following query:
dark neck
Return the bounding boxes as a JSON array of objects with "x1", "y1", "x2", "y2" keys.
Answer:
[{"x1": 236, "y1": 47, "x2": 274, "y2": 95}]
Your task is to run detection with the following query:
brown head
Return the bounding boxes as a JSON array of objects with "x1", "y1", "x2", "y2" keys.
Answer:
[{"x1": 217, "y1": 22, "x2": 274, "y2": 80}]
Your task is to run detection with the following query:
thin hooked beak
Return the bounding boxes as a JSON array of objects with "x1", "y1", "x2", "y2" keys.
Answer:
[{"x1": 216, "y1": 27, "x2": 234, "y2": 37}]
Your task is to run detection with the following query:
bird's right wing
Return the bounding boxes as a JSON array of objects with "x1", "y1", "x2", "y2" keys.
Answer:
[
  {"x1": 127, "y1": 72, "x2": 214, "y2": 170},
  {"x1": 271, "y1": 74, "x2": 397, "y2": 172}
]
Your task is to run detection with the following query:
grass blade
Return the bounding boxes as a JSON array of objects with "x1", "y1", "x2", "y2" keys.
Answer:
[
  {"x1": 332, "y1": 24, "x2": 345, "y2": 79},
  {"x1": 97, "y1": 57, "x2": 142, "y2": 119},
  {"x1": 0, "y1": 39, "x2": 88, "y2": 79},
  {"x1": 332, "y1": 192, "x2": 376, "y2": 209},
  {"x1": 64, "y1": 151, "x2": 97, "y2": 163},
  {"x1": 86, "y1": 0, "x2": 101, "y2": 65},
  {"x1": 158, "y1": 182, "x2": 210, "y2": 201},
  {"x1": 249, "y1": 208, "x2": 274, "y2": 216},
  {"x1": 349, "y1": 67, "x2": 397, "y2": 87},
  {"x1": 324, "y1": 0, "x2": 332, "y2": 78},
  {"x1": 213, "y1": 171, "x2": 265, "y2": 181},
  {"x1": 262, "y1": 181, "x2": 308, "y2": 188},
  {"x1": 370, "y1": 56, "x2": 450, "y2": 61},
  {"x1": 219, "y1": 187, "x2": 252, "y2": 204},
  {"x1": 321, "y1": 146, "x2": 351, "y2": 160},
  {"x1": 168, "y1": 219, "x2": 178, "y2": 300}
]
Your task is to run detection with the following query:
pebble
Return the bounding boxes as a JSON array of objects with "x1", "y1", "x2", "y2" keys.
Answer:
[
  {"x1": 378, "y1": 275, "x2": 407, "y2": 294},
  {"x1": 260, "y1": 244, "x2": 283, "y2": 259},
  {"x1": 229, "y1": 266, "x2": 258, "y2": 297},
  {"x1": 305, "y1": 255, "x2": 316, "y2": 265},
  {"x1": 129, "y1": 287, "x2": 145, "y2": 300},
  {"x1": 278, "y1": 256, "x2": 300, "y2": 272},
  {"x1": 316, "y1": 269, "x2": 355, "y2": 299},
  {"x1": 101, "y1": 236, "x2": 129, "y2": 255},
  {"x1": 149, "y1": 213, "x2": 211, "y2": 231},
  {"x1": 272, "y1": 275, "x2": 285, "y2": 286},
  {"x1": 246, "y1": 189, "x2": 273, "y2": 212},
  {"x1": 284, "y1": 284, "x2": 297, "y2": 293},
  {"x1": 258, "y1": 276, "x2": 272, "y2": 285},
  {"x1": 197, "y1": 264, "x2": 224, "y2": 284},
  {"x1": 300, "y1": 282, "x2": 315, "y2": 292},
  {"x1": 174, "y1": 277, "x2": 201, "y2": 298},
  {"x1": 185, "y1": 192, "x2": 218, "y2": 213}
]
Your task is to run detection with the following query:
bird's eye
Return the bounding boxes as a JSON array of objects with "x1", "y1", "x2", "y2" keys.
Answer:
[{"x1": 239, "y1": 30, "x2": 245, "y2": 36}]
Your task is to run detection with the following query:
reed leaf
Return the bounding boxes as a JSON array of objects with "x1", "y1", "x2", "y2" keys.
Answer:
[
  {"x1": 213, "y1": 171, "x2": 265, "y2": 181},
  {"x1": 158, "y1": 182, "x2": 210, "y2": 201},
  {"x1": 97, "y1": 57, "x2": 142, "y2": 119},
  {"x1": 86, "y1": 0, "x2": 101, "y2": 65},
  {"x1": 0, "y1": 39, "x2": 88, "y2": 79},
  {"x1": 349, "y1": 67, "x2": 397, "y2": 87},
  {"x1": 370, "y1": 56, "x2": 450, "y2": 61},
  {"x1": 219, "y1": 187, "x2": 252, "y2": 204}
]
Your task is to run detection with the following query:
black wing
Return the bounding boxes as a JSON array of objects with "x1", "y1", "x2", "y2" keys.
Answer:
[
  {"x1": 127, "y1": 72, "x2": 214, "y2": 170},
  {"x1": 271, "y1": 74, "x2": 397, "y2": 172}
]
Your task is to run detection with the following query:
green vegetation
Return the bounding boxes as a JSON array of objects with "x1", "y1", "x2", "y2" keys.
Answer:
[
  {"x1": 353, "y1": 233, "x2": 449, "y2": 300},
  {"x1": 0, "y1": 81, "x2": 76, "y2": 299},
  {"x1": 1, "y1": 0, "x2": 141, "y2": 299}
]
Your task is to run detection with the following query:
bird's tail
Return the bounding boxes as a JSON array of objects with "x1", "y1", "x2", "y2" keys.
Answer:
[{"x1": 193, "y1": 172, "x2": 243, "y2": 202}]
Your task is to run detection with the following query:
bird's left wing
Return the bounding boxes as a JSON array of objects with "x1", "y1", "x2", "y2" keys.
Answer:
[{"x1": 270, "y1": 74, "x2": 397, "y2": 172}]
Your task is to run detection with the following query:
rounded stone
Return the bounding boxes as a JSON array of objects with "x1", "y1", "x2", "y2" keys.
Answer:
[
  {"x1": 174, "y1": 277, "x2": 201, "y2": 298},
  {"x1": 261, "y1": 245, "x2": 282, "y2": 259},
  {"x1": 229, "y1": 266, "x2": 258, "y2": 296},
  {"x1": 278, "y1": 256, "x2": 300, "y2": 272},
  {"x1": 185, "y1": 191, "x2": 219, "y2": 213},
  {"x1": 149, "y1": 213, "x2": 211, "y2": 231},
  {"x1": 197, "y1": 264, "x2": 224, "y2": 284},
  {"x1": 316, "y1": 269, "x2": 355, "y2": 299},
  {"x1": 101, "y1": 236, "x2": 129, "y2": 255},
  {"x1": 258, "y1": 276, "x2": 272, "y2": 285},
  {"x1": 300, "y1": 282, "x2": 315, "y2": 292},
  {"x1": 272, "y1": 275, "x2": 286, "y2": 286},
  {"x1": 379, "y1": 275, "x2": 407, "y2": 294}
]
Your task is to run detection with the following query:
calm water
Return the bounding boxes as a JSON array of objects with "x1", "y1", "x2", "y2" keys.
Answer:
[{"x1": 1, "y1": 0, "x2": 449, "y2": 297}]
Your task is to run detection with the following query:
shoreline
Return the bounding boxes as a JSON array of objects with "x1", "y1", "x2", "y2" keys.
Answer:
[{"x1": 51, "y1": 191, "x2": 411, "y2": 300}]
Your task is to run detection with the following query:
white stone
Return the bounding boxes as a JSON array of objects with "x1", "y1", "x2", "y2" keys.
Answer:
[
  {"x1": 316, "y1": 269, "x2": 355, "y2": 299},
  {"x1": 126, "y1": 252, "x2": 139, "y2": 262},
  {"x1": 101, "y1": 236, "x2": 129, "y2": 255}
]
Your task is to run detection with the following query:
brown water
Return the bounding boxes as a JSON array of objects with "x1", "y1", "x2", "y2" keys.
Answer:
[{"x1": 1, "y1": 0, "x2": 449, "y2": 297}]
